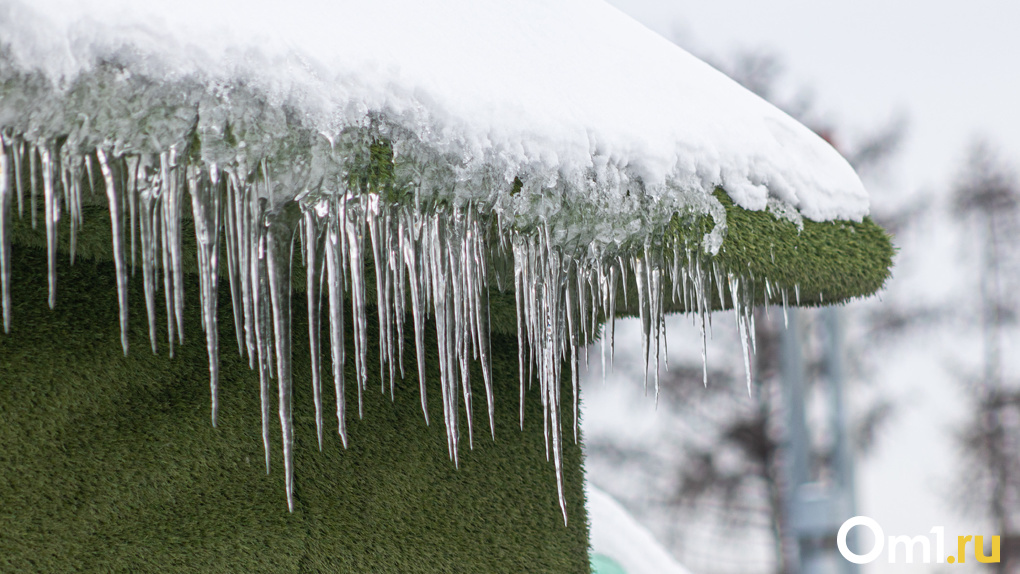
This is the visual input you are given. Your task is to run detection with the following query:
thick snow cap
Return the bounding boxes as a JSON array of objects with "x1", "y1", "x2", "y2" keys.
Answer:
[
  {"x1": 0, "y1": 0, "x2": 881, "y2": 524},
  {"x1": 1, "y1": 0, "x2": 868, "y2": 222}
]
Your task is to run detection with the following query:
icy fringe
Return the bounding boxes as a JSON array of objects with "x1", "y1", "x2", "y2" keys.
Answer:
[
  {"x1": 0, "y1": 128, "x2": 781, "y2": 523},
  {"x1": 0, "y1": 128, "x2": 784, "y2": 525}
]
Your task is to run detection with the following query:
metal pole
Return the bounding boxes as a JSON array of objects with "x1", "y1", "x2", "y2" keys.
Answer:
[
  {"x1": 781, "y1": 308, "x2": 809, "y2": 573},
  {"x1": 824, "y1": 307, "x2": 859, "y2": 574}
]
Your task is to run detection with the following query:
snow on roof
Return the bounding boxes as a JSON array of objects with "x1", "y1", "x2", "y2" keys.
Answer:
[
  {"x1": 1, "y1": 0, "x2": 867, "y2": 222},
  {"x1": 0, "y1": 0, "x2": 874, "y2": 522}
]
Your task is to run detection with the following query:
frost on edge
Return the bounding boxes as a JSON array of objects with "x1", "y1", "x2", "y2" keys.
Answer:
[{"x1": 0, "y1": 63, "x2": 804, "y2": 525}]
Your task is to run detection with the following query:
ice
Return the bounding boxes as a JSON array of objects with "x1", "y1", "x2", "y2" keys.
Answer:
[
  {"x1": 0, "y1": 133, "x2": 799, "y2": 519},
  {"x1": 302, "y1": 207, "x2": 324, "y2": 450},
  {"x1": 40, "y1": 146, "x2": 57, "y2": 308},
  {"x1": 190, "y1": 163, "x2": 222, "y2": 425},
  {"x1": 325, "y1": 202, "x2": 349, "y2": 445},
  {"x1": 266, "y1": 201, "x2": 298, "y2": 512},
  {"x1": 95, "y1": 148, "x2": 130, "y2": 355},
  {"x1": 0, "y1": 132, "x2": 10, "y2": 332},
  {"x1": 135, "y1": 156, "x2": 160, "y2": 353},
  {"x1": 0, "y1": 0, "x2": 866, "y2": 520}
]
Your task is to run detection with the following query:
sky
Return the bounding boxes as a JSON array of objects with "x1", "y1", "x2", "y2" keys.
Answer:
[
  {"x1": 585, "y1": 2, "x2": 1020, "y2": 573},
  {"x1": 604, "y1": 0, "x2": 1020, "y2": 203}
]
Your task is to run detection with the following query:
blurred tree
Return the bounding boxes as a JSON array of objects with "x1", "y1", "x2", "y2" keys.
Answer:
[{"x1": 949, "y1": 140, "x2": 1020, "y2": 573}]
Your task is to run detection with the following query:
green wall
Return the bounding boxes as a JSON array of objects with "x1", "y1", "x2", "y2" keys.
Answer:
[{"x1": 0, "y1": 246, "x2": 590, "y2": 573}]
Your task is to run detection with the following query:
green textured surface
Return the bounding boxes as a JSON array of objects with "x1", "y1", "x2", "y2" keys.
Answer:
[
  {"x1": 705, "y1": 189, "x2": 893, "y2": 307},
  {"x1": 0, "y1": 247, "x2": 590, "y2": 573},
  {"x1": 644, "y1": 189, "x2": 895, "y2": 315}
]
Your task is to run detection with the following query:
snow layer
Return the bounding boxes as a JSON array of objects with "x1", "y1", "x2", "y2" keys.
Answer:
[
  {"x1": 588, "y1": 484, "x2": 693, "y2": 574},
  {"x1": 0, "y1": 0, "x2": 867, "y2": 221}
]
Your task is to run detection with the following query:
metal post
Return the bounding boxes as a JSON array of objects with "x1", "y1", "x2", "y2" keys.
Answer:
[
  {"x1": 824, "y1": 307, "x2": 859, "y2": 574},
  {"x1": 782, "y1": 308, "x2": 859, "y2": 574},
  {"x1": 781, "y1": 307, "x2": 809, "y2": 573}
]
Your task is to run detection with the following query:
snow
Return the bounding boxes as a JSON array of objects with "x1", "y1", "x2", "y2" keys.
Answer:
[
  {"x1": 0, "y1": 0, "x2": 870, "y2": 520},
  {"x1": 0, "y1": 0, "x2": 867, "y2": 222},
  {"x1": 588, "y1": 484, "x2": 693, "y2": 574}
]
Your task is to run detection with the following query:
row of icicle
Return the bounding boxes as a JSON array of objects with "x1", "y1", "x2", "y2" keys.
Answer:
[{"x1": 0, "y1": 131, "x2": 786, "y2": 523}]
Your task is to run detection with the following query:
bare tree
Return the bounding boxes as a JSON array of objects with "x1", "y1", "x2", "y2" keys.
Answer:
[{"x1": 950, "y1": 140, "x2": 1020, "y2": 572}]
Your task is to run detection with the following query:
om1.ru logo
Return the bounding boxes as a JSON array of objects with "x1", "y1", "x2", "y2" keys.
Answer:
[{"x1": 837, "y1": 516, "x2": 1000, "y2": 564}]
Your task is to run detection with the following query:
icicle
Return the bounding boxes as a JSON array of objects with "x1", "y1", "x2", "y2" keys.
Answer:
[
  {"x1": 266, "y1": 200, "x2": 299, "y2": 512},
  {"x1": 96, "y1": 148, "x2": 130, "y2": 355},
  {"x1": 135, "y1": 155, "x2": 160, "y2": 353},
  {"x1": 366, "y1": 193, "x2": 390, "y2": 395},
  {"x1": 447, "y1": 208, "x2": 474, "y2": 449},
  {"x1": 633, "y1": 254, "x2": 651, "y2": 393},
  {"x1": 251, "y1": 194, "x2": 274, "y2": 474},
  {"x1": 645, "y1": 238, "x2": 664, "y2": 402},
  {"x1": 303, "y1": 206, "x2": 325, "y2": 450},
  {"x1": 226, "y1": 169, "x2": 256, "y2": 366},
  {"x1": 157, "y1": 151, "x2": 183, "y2": 356},
  {"x1": 467, "y1": 206, "x2": 495, "y2": 439},
  {"x1": 189, "y1": 164, "x2": 222, "y2": 426},
  {"x1": 564, "y1": 264, "x2": 580, "y2": 442},
  {"x1": 400, "y1": 207, "x2": 429, "y2": 426},
  {"x1": 428, "y1": 210, "x2": 460, "y2": 462},
  {"x1": 40, "y1": 146, "x2": 58, "y2": 309},
  {"x1": 513, "y1": 234, "x2": 528, "y2": 430},
  {"x1": 29, "y1": 145, "x2": 37, "y2": 229},
  {"x1": 782, "y1": 287, "x2": 790, "y2": 328},
  {"x1": 0, "y1": 132, "x2": 10, "y2": 333},
  {"x1": 543, "y1": 228, "x2": 568, "y2": 524},
  {"x1": 345, "y1": 194, "x2": 369, "y2": 419},
  {"x1": 158, "y1": 154, "x2": 176, "y2": 355},
  {"x1": 325, "y1": 199, "x2": 348, "y2": 446},
  {"x1": 729, "y1": 275, "x2": 753, "y2": 396},
  {"x1": 127, "y1": 156, "x2": 138, "y2": 276},
  {"x1": 64, "y1": 152, "x2": 82, "y2": 264},
  {"x1": 12, "y1": 137, "x2": 23, "y2": 220},
  {"x1": 606, "y1": 264, "x2": 618, "y2": 377},
  {"x1": 223, "y1": 175, "x2": 245, "y2": 357}
]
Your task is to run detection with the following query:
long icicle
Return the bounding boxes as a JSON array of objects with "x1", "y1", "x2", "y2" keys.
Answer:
[
  {"x1": 267, "y1": 200, "x2": 299, "y2": 512},
  {"x1": 190, "y1": 164, "x2": 222, "y2": 426},
  {"x1": 252, "y1": 193, "x2": 274, "y2": 474},
  {"x1": 325, "y1": 198, "x2": 348, "y2": 446},
  {"x1": 0, "y1": 132, "x2": 10, "y2": 333},
  {"x1": 96, "y1": 148, "x2": 129, "y2": 355},
  {"x1": 303, "y1": 206, "x2": 325, "y2": 450},
  {"x1": 137, "y1": 156, "x2": 160, "y2": 353},
  {"x1": 40, "y1": 145, "x2": 58, "y2": 309}
]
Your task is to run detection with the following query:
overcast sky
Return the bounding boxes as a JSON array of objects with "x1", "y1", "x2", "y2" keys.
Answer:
[{"x1": 606, "y1": 0, "x2": 1020, "y2": 204}]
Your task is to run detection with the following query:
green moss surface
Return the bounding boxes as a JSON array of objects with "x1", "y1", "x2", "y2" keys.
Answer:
[
  {"x1": 708, "y1": 190, "x2": 892, "y2": 307},
  {"x1": 0, "y1": 246, "x2": 590, "y2": 573},
  {"x1": 646, "y1": 189, "x2": 895, "y2": 315}
]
